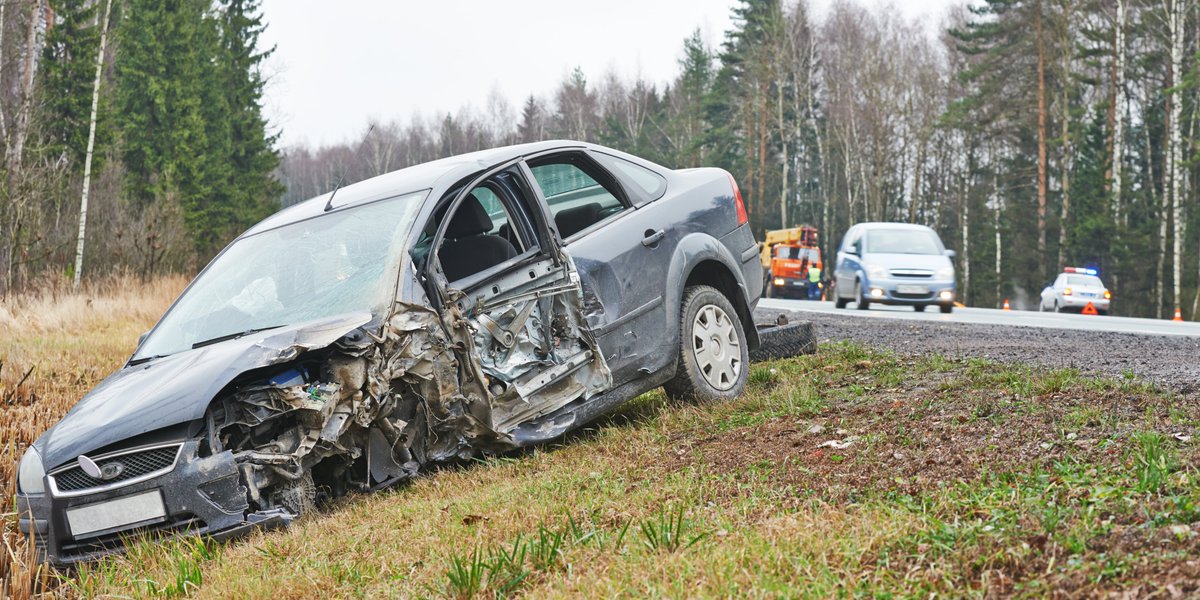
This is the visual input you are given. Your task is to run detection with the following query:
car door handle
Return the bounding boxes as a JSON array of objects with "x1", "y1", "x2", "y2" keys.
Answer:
[{"x1": 642, "y1": 229, "x2": 666, "y2": 247}]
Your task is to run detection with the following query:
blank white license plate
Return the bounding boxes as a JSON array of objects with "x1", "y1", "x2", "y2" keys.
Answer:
[
  {"x1": 66, "y1": 490, "x2": 166, "y2": 537},
  {"x1": 897, "y1": 285, "x2": 928, "y2": 294}
]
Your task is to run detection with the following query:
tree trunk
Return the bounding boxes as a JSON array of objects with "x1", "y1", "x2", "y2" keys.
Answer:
[
  {"x1": 1111, "y1": 0, "x2": 1127, "y2": 225},
  {"x1": 1168, "y1": 0, "x2": 1186, "y2": 314},
  {"x1": 1035, "y1": 0, "x2": 1049, "y2": 282},
  {"x1": 777, "y1": 78, "x2": 788, "y2": 229},
  {"x1": 73, "y1": 0, "x2": 115, "y2": 287}
]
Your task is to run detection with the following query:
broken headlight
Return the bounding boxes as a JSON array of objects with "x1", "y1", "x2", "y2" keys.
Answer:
[{"x1": 17, "y1": 446, "x2": 45, "y2": 495}]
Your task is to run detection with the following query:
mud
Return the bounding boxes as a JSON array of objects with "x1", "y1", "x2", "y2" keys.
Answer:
[{"x1": 754, "y1": 307, "x2": 1200, "y2": 393}]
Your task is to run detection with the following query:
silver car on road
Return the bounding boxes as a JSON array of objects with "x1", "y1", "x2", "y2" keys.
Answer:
[{"x1": 833, "y1": 223, "x2": 957, "y2": 313}]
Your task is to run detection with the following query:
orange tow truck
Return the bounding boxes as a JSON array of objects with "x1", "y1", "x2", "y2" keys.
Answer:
[{"x1": 759, "y1": 225, "x2": 824, "y2": 299}]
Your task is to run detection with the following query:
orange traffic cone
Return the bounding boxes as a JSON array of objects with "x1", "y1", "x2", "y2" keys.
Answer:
[
  {"x1": 1082, "y1": 302, "x2": 1098, "y2": 315},
  {"x1": 1174, "y1": 308, "x2": 1183, "y2": 322},
  {"x1": 1002, "y1": 298, "x2": 1011, "y2": 311}
]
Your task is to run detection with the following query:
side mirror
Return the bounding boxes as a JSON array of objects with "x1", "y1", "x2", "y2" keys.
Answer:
[
  {"x1": 137, "y1": 331, "x2": 150, "y2": 346},
  {"x1": 944, "y1": 249, "x2": 957, "y2": 259}
]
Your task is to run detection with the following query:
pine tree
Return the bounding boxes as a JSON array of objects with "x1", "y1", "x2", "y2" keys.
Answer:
[
  {"x1": 116, "y1": 0, "x2": 280, "y2": 258},
  {"x1": 39, "y1": 0, "x2": 112, "y2": 170},
  {"x1": 217, "y1": 0, "x2": 282, "y2": 229}
]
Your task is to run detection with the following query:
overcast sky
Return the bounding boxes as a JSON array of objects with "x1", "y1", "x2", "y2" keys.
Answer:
[{"x1": 258, "y1": 0, "x2": 959, "y2": 149}]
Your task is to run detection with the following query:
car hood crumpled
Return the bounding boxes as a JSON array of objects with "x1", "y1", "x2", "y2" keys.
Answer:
[{"x1": 34, "y1": 311, "x2": 373, "y2": 470}]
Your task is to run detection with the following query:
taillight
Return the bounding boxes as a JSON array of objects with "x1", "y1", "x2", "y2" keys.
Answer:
[
  {"x1": 1063, "y1": 288, "x2": 1073, "y2": 296},
  {"x1": 728, "y1": 173, "x2": 748, "y2": 226},
  {"x1": 1104, "y1": 290, "x2": 1112, "y2": 299}
]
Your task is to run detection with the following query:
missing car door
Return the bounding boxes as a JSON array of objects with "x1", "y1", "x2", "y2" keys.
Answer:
[{"x1": 424, "y1": 164, "x2": 612, "y2": 435}]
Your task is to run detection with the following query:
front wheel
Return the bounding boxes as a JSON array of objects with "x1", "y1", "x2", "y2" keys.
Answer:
[
  {"x1": 663, "y1": 286, "x2": 749, "y2": 401},
  {"x1": 855, "y1": 281, "x2": 870, "y2": 310},
  {"x1": 940, "y1": 304, "x2": 953, "y2": 314},
  {"x1": 914, "y1": 304, "x2": 927, "y2": 312}
]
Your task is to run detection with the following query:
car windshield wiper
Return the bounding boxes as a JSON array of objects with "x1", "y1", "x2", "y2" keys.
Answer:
[
  {"x1": 127, "y1": 354, "x2": 168, "y2": 366},
  {"x1": 191, "y1": 325, "x2": 285, "y2": 349}
]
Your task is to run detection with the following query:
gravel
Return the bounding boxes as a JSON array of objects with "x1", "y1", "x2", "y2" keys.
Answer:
[{"x1": 753, "y1": 307, "x2": 1200, "y2": 394}]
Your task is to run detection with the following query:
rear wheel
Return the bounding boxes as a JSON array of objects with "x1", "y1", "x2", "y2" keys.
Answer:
[
  {"x1": 664, "y1": 286, "x2": 749, "y2": 401},
  {"x1": 914, "y1": 304, "x2": 927, "y2": 312},
  {"x1": 855, "y1": 281, "x2": 870, "y2": 310},
  {"x1": 1054, "y1": 301, "x2": 1061, "y2": 313}
]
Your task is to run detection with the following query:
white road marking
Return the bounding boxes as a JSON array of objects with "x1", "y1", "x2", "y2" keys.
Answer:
[{"x1": 759, "y1": 299, "x2": 1200, "y2": 338}]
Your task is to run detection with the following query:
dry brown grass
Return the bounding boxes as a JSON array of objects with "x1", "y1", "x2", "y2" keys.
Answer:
[{"x1": 0, "y1": 274, "x2": 186, "y2": 599}]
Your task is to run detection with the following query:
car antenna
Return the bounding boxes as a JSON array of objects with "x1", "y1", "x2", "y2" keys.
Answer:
[{"x1": 324, "y1": 123, "x2": 377, "y2": 212}]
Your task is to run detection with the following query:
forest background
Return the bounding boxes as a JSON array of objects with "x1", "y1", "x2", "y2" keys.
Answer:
[{"x1": 0, "y1": 0, "x2": 1195, "y2": 318}]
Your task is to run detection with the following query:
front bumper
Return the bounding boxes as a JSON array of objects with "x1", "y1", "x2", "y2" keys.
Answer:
[
  {"x1": 862, "y1": 278, "x2": 955, "y2": 305},
  {"x1": 16, "y1": 441, "x2": 280, "y2": 567}
]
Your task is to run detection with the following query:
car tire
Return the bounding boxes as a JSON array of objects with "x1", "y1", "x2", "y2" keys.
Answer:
[
  {"x1": 914, "y1": 304, "x2": 927, "y2": 312},
  {"x1": 855, "y1": 281, "x2": 870, "y2": 310},
  {"x1": 940, "y1": 304, "x2": 953, "y2": 314},
  {"x1": 663, "y1": 285, "x2": 749, "y2": 402},
  {"x1": 835, "y1": 286, "x2": 848, "y2": 309},
  {"x1": 1054, "y1": 301, "x2": 1061, "y2": 313}
]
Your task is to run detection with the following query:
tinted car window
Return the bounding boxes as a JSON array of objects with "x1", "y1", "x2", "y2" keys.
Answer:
[
  {"x1": 593, "y1": 152, "x2": 666, "y2": 200},
  {"x1": 529, "y1": 161, "x2": 626, "y2": 239}
]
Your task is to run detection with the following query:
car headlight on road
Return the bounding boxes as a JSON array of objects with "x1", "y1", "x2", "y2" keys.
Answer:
[
  {"x1": 1104, "y1": 290, "x2": 1112, "y2": 299},
  {"x1": 18, "y1": 446, "x2": 45, "y2": 495},
  {"x1": 936, "y1": 267, "x2": 954, "y2": 279},
  {"x1": 773, "y1": 278, "x2": 785, "y2": 286},
  {"x1": 867, "y1": 265, "x2": 888, "y2": 279}
]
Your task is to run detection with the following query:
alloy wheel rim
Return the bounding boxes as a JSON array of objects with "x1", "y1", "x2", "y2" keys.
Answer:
[{"x1": 691, "y1": 304, "x2": 741, "y2": 391}]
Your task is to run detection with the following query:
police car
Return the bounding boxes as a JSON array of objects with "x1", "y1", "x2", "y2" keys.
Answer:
[{"x1": 1038, "y1": 267, "x2": 1111, "y2": 314}]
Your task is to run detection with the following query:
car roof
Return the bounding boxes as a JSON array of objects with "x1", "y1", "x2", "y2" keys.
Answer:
[{"x1": 242, "y1": 140, "x2": 587, "y2": 237}]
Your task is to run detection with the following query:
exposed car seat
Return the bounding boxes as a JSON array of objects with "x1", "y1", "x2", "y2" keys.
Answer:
[
  {"x1": 554, "y1": 202, "x2": 601, "y2": 239},
  {"x1": 439, "y1": 194, "x2": 518, "y2": 282}
]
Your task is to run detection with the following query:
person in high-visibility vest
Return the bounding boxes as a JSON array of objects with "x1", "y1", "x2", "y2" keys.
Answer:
[{"x1": 807, "y1": 265, "x2": 822, "y2": 300}]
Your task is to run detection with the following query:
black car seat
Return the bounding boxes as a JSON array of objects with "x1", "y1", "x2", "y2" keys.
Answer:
[
  {"x1": 554, "y1": 202, "x2": 601, "y2": 239},
  {"x1": 439, "y1": 193, "x2": 519, "y2": 282}
]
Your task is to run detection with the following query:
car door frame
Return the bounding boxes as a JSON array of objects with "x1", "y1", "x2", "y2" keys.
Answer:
[{"x1": 419, "y1": 153, "x2": 613, "y2": 436}]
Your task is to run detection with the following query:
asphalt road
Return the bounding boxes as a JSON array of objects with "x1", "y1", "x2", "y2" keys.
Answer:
[
  {"x1": 758, "y1": 299, "x2": 1200, "y2": 338},
  {"x1": 754, "y1": 299, "x2": 1200, "y2": 393}
]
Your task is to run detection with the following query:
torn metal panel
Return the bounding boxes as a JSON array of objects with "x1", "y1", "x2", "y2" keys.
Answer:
[{"x1": 453, "y1": 256, "x2": 613, "y2": 434}]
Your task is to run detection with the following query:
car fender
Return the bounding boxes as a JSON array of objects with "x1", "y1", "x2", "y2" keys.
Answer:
[{"x1": 664, "y1": 231, "x2": 760, "y2": 355}]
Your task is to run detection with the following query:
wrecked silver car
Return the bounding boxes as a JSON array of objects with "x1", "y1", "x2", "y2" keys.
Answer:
[{"x1": 16, "y1": 141, "x2": 767, "y2": 565}]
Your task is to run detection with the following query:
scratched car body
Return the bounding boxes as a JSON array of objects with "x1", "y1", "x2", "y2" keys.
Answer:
[{"x1": 16, "y1": 141, "x2": 765, "y2": 565}]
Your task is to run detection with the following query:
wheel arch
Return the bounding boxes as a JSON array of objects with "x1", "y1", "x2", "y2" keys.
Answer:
[{"x1": 665, "y1": 233, "x2": 761, "y2": 353}]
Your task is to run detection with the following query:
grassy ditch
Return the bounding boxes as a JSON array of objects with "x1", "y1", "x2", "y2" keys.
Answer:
[
  {"x1": 2, "y1": 279, "x2": 1198, "y2": 597},
  {"x1": 72, "y1": 347, "x2": 1200, "y2": 597}
]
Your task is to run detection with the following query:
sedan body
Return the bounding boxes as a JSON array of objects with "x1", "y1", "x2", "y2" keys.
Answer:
[
  {"x1": 1039, "y1": 269, "x2": 1111, "y2": 314},
  {"x1": 832, "y1": 223, "x2": 956, "y2": 313},
  {"x1": 17, "y1": 141, "x2": 764, "y2": 565}
]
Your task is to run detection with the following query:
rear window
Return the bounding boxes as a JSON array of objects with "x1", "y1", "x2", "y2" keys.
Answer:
[
  {"x1": 594, "y1": 152, "x2": 666, "y2": 200},
  {"x1": 1066, "y1": 275, "x2": 1102, "y2": 286},
  {"x1": 776, "y1": 247, "x2": 819, "y2": 262}
]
